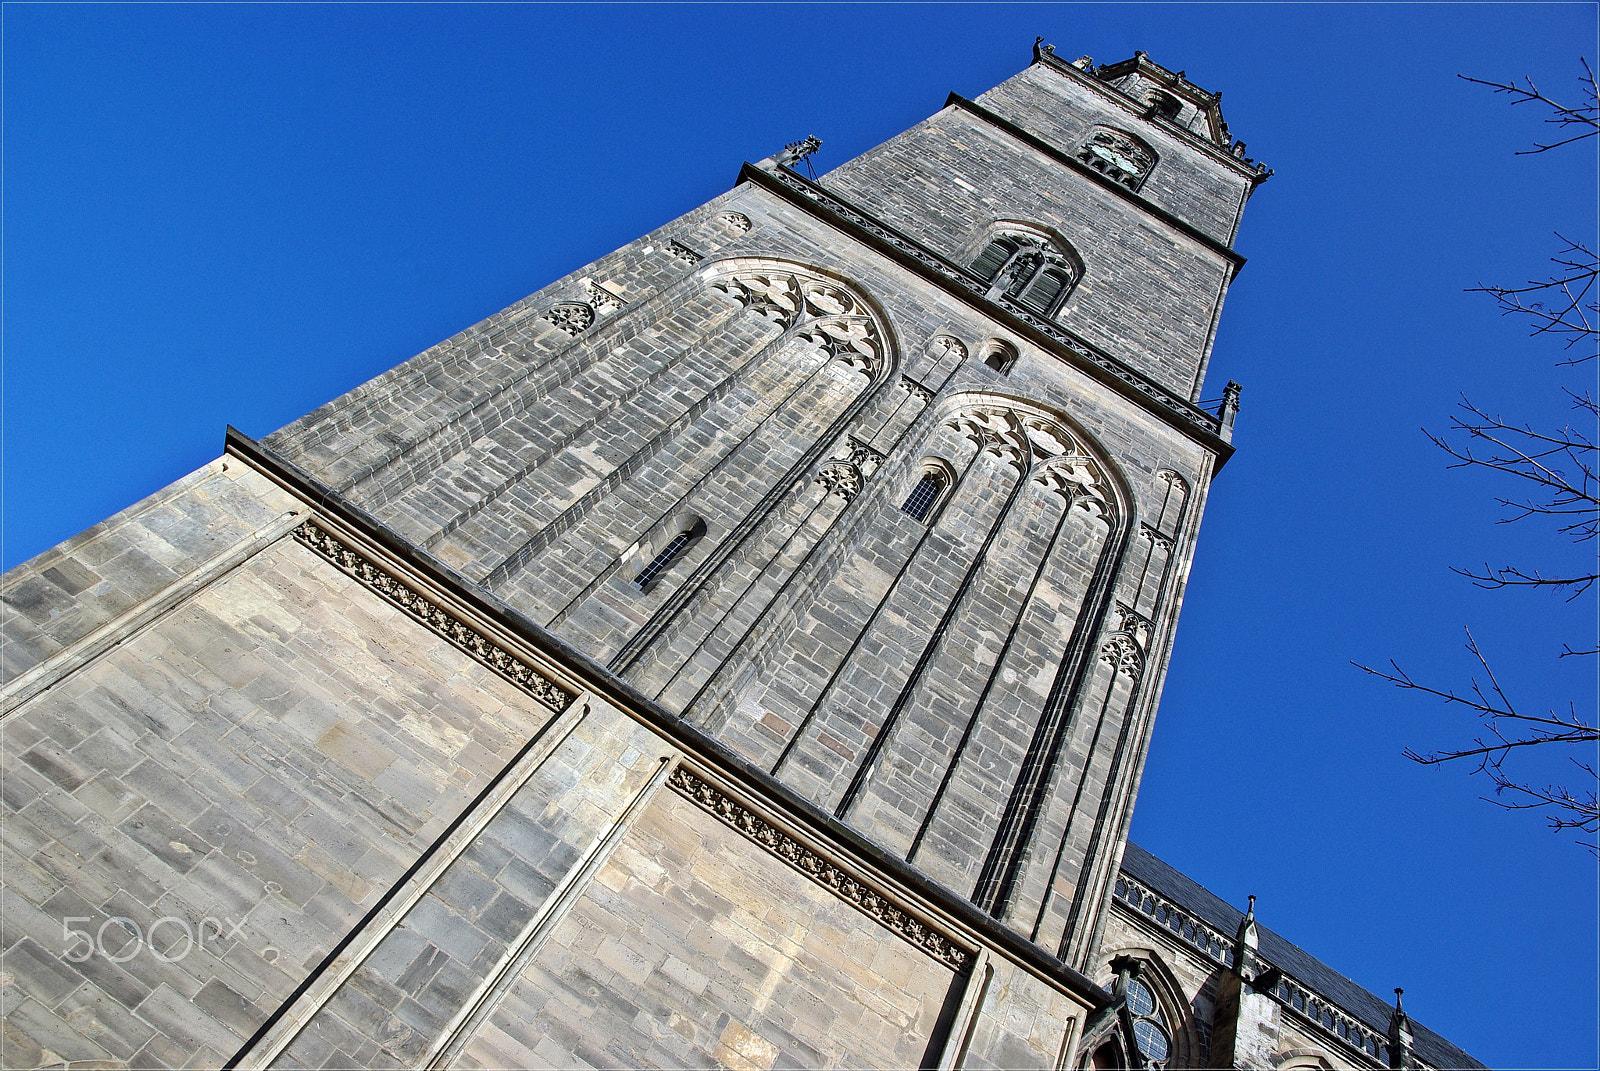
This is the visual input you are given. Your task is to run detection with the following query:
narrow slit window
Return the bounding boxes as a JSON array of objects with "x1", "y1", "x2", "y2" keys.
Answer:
[
  {"x1": 901, "y1": 473, "x2": 945, "y2": 521},
  {"x1": 634, "y1": 531, "x2": 693, "y2": 590}
]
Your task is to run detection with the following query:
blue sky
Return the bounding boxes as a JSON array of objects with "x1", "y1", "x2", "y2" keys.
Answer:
[{"x1": 3, "y1": 5, "x2": 1595, "y2": 1068}]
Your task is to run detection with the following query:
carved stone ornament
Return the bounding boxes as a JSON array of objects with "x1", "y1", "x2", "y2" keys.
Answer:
[
  {"x1": 842, "y1": 435, "x2": 885, "y2": 476},
  {"x1": 802, "y1": 283, "x2": 858, "y2": 317},
  {"x1": 717, "y1": 211, "x2": 753, "y2": 233},
  {"x1": 667, "y1": 765, "x2": 970, "y2": 969},
  {"x1": 927, "y1": 334, "x2": 967, "y2": 364},
  {"x1": 1032, "y1": 456, "x2": 1109, "y2": 518},
  {"x1": 584, "y1": 280, "x2": 626, "y2": 313},
  {"x1": 815, "y1": 462, "x2": 864, "y2": 502},
  {"x1": 666, "y1": 240, "x2": 704, "y2": 265},
  {"x1": 1098, "y1": 633, "x2": 1144, "y2": 681},
  {"x1": 1076, "y1": 128, "x2": 1155, "y2": 188},
  {"x1": 293, "y1": 520, "x2": 574, "y2": 712},
  {"x1": 797, "y1": 316, "x2": 880, "y2": 373},
  {"x1": 544, "y1": 301, "x2": 595, "y2": 337},
  {"x1": 1140, "y1": 521, "x2": 1175, "y2": 551},
  {"x1": 1114, "y1": 602, "x2": 1151, "y2": 649},
  {"x1": 899, "y1": 375, "x2": 934, "y2": 403},
  {"x1": 712, "y1": 272, "x2": 804, "y2": 327}
]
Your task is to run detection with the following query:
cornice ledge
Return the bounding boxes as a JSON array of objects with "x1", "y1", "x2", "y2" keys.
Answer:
[
  {"x1": 223, "y1": 426, "x2": 1115, "y2": 1010},
  {"x1": 942, "y1": 94, "x2": 1245, "y2": 272},
  {"x1": 739, "y1": 163, "x2": 1235, "y2": 465},
  {"x1": 1030, "y1": 48, "x2": 1271, "y2": 184}
]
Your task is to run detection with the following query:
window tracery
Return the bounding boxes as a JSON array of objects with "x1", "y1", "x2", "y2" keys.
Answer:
[
  {"x1": 666, "y1": 240, "x2": 704, "y2": 264},
  {"x1": 968, "y1": 232, "x2": 1082, "y2": 318},
  {"x1": 1075, "y1": 127, "x2": 1156, "y2": 189},
  {"x1": 544, "y1": 302, "x2": 595, "y2": 337},
  {"x1": 1097, "y1": 952, "x2": 1199, "y2": 1071},
  {"x1": 1124, "y1": 976, "x2": 1171, "y2": 1068}
]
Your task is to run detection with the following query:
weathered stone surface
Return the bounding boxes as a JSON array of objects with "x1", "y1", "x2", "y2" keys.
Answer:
[
  {"x1": 452, "y1": 788, "x2": 955, "y2": 1071},
  {"x1": 1, "y1": 477, "x2": 567, "y2": 1067}
]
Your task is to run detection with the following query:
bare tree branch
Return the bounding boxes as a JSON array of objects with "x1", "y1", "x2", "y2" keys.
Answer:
[
  {"x1": 1354, "y1": 630, "x2": 1599, "y2": 847},
  {"x1": 1371, "y1": 60, "x2": 1600, "y2": 848},
  {"x1": 1459, "y1": 58, "x2": 1599, "y2": 154},
  {"x1": 1467, "y1": 235, "x2": 1599, "y2": 358},
  {"x1": 1424, "y1": 394, "x2": 1599, "y2": 597}
]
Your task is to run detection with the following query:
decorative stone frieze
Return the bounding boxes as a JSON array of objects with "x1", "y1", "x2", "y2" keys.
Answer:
[
  {"x1": 294, "y1": 520, "x2": 574, "y2": 711},
  {"x1": 666, "y1": 239, "x2": 705, "y2": 264},
  {"x1": 584, "y1": 280, "x2": 627, "y2": 313},
  {"x1": 668, "y1": 765, "x2": 970, "y2": 969}
]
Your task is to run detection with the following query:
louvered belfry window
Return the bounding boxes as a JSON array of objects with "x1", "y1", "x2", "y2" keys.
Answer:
[
  {"x1": 969, "y1": 234, "x2": 1079, "y2": 318},
  {"x1": 971, "y1": 238, "x2": 1020, "y2": 283},
  {"x1": 1018, "y1": 268, "x2": 1072, "y2": 314}
]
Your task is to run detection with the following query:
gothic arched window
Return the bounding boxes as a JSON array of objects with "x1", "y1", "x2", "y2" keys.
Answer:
[
  {"x1": 972, "y1": 237, "x2": 1021, "y2": 283},
  {"x1": 1017, "y1": 266, "x2": 1073, "y2": 314},
  {"x1": 901, "y1": 473, "x2": 945, "y2": 521},
  {"x1": 635, "y1": 532, "x2": 693, "y2": 590},
  {"x1": 968, "y1": 232, "x2": 1081, "y2": 319},
  {"x1": 981, "y1": 339, "x2": 1019, "y2": 375},
  {"x1": 1124, "y1": 977, "x2": 1172, "y2": 1069},
  {"x1": 1075, "y1": 127, "x2": 1156, "y2": 189}
]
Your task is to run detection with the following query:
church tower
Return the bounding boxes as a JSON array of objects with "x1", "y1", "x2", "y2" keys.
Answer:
[
  {"x1": 258, "y1": 40, "x2": 1260, "y2": 976},
  {"x1": 10, "y1": 43, "x2": 1493, "y2": 1071}
]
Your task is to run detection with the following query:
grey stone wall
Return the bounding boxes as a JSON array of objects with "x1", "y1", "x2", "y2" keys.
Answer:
[
  {"x1": 0, "y1": 49, "x2": 1271, "y2": 1069},
  {"x1": 819, "y1": 105, "x2": 1235, "y2": 399},
  {"x1": 0, "y1": 463, "x2": 1105, "y2": 1066},
  {"x1": 253, "y1": 101, "x2": 1230, "y2": 970},
  {"x1": 974, "y1": 64, "x2": 1253, "y2": 244},
  {"x1": 1, "y1": 477, "x2": 575, "y2": 1067},
  {"x1": 453, "y1": 787, "x2": 956, "y2": 1071}
]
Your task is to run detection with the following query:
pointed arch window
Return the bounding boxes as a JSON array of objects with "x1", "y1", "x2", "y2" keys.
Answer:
[
  {"x1": 900, "y1": 459, "x2": 956, "y2": 523},
  {"x1": 1124, "y1": 977, "x2": 1172, "y2": 1069},
  {"x1": 1075, "y1": 127, "x2": 1156, "y2": 189},
  {"x1": 1018, "y1": 266, "x2": 1073, "y2": 314},
  {"x1": 634, "y1": 532, "x2": 693, "y2": 590},
  {"x1": 629, "y1": 516, "x2": 707, "y2": 592},
  {"x1": 968, "y1": 232, "x2": 1081, "y2": 319},
  {"x1": 901, "y1": 473, "x2": 945, "y2": 521}
]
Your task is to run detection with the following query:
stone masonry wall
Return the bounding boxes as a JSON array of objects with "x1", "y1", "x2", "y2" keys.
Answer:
[
  {"x1": 1, "y1": 471, "x2": 573, "y2": 1067},
  {"x1": 820, "y1": 107, "x2": 1233, "y2": 399},
  {"x1": 1, "y1": 460, "x2": 1103, "y2": 1066},
  {"x1": 257, "y1": 161, "x2": 1223, "y2": 974}
]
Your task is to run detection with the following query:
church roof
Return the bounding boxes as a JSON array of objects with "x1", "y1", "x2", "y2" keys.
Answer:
[{"x1": 1121, "y1": 843, "x2": 1488, "y2": 1071}]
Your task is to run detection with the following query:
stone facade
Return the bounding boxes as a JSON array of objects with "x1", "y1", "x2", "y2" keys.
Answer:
[{"x1": 1, "y1": 43, "x2": 1483, "y2": 1071}]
